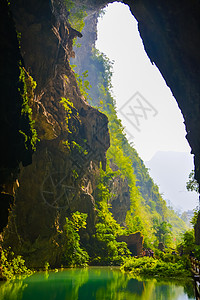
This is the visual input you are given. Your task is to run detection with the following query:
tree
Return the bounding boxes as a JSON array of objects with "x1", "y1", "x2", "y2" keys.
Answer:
[
  {"x1": 186, "y1": 170, "x2": 199, "y2": 193},
  {"x1": 62, "y1": 212, "x2": 89, "y2": 267},
  {"x1": 153, "y1": 220, "x2": 172, "y2": 245}
]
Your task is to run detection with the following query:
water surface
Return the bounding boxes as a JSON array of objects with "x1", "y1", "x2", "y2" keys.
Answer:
[{"x1": 0, "y1": 267, "x2": 195, "y2": 300}]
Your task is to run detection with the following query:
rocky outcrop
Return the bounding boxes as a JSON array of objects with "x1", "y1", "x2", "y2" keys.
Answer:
[
  {"x1": 2, "y1": 0, "x2": 200, "y2": 258},
  {"x1": 117, "y1": 232, "x2": 143, "y2": 256},
  {"x1": 195, "y1": 214, "x2": 200, "y2": 245},
  {"x1": 1, "y1": 0, "x2": 110, "y2": 267},
  {"x1": 0, "y1": 0, "x2": 36, "y2": 231},
  {"x1": 108, "y1": 162, "x2": 131, "y2": 225}
]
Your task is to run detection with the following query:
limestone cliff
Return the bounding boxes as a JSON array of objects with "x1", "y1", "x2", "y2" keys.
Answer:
[
  {"x1": 0, "y1": 0, "x2": 37, "y2": 232},
  {"x1": 1, "y1": 0, "x2": 200, "y2": 260},
  {"x1": 2, "y1": 0, "x2": 110, "y2": 267}
]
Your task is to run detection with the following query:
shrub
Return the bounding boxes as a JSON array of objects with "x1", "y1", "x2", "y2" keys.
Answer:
[
  {"x1": 121, "y1": 256, "x2": 191, "y2": 278},
  {"x1": 1, "y1": 248, "x2": 33, "y2": 280}
]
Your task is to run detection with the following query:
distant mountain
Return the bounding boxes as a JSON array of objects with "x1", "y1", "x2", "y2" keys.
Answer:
[{"x1": 145, "y1": 151, "x2": 198, "y2": 211}]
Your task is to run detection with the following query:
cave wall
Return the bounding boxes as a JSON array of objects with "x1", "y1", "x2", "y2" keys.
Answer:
[
  {"x1": 1, "y1": 0, "x2": 111, "y2": 267},
  {"x1": 0, "y1": 0, "x2": 37, "y2": 232},
  {"x1": 1, "y1": 0, "x2": 200, "y2": 255}
]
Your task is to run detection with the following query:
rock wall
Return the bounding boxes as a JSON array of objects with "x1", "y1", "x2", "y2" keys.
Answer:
[
  {"x1": 0, "y1": 0, "x2": 37, "y2": 232},
  {"x1": 2, "y1": 0, "x2": 110, "y2": 267},
  {"x1": 2, "y1": 0, "x2": 200, "y2": 256},
  {"x1": 117, "y1": 232, "x2": 143, "y2": 256}
]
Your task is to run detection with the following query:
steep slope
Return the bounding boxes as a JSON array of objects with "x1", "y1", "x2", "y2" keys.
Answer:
[
  {"x1": 2, "y1": 0, "x2": 110, "y2": 267},
  {"x1": 72, "y1": 13, "x2": 188, "y2": 245},
  {"x1": 0, "y1": 0, "x2": 38, "y2": 232},
  {"x1": 1, "y1": 0, "x2": 197, "y2": 267}
]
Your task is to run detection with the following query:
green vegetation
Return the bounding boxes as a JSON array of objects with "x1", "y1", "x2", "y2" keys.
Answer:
[
  {"x1": 153, "y1": 220, "x2": 172, "y2": 245},
  {"x1": 186, "y1": 170, "x2": 199, "y2": 193},
  {"x1": 60, "y1": 97, "x2": 75, "y2": 134},
  {"x1": 77, "y1": 48, "x2": 188, "y2": 249},
  {"x1": 89, "y1": 166, "x2": 131, "y2": 265},
  {"x1": 0, "y1": 248, "x2": 32, "y2": 280},
  {"x1": 60, "y1": 97, "x2": 81, "y2": 151},
  {"x1": 18, "y1": 65, "x2": 39, "y2": 152},
  {"x1": 62, "y1": 212, "x2": 89, "y2": 267},
  {"x1": 121, "y1": 255, "x2": 191, "y2": 278},
  {"x1": 74, "y1": 70, "x2": 91, "y2": 101},
  {"x1": 64, "y1": 0, "x2": 87, "y2": 33}
]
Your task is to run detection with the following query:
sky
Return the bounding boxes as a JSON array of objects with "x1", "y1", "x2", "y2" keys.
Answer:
[
  {"x1": 95, "y1": 2, "x2": 198, "y2": 211},
  {"x1": 95, "y1": 2, "x2": 191, "y2": 162}
]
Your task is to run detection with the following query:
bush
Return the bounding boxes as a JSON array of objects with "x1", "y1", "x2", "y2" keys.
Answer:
[
  {"x1": 121, "y1": 256, "x2": 191, "y2": 278},
  {"x1": 1, "y1": 248, "x2": 33, "y2": 280},
  {"x1": 62, "y1": 212, "x2": 89, "y2": 267}
]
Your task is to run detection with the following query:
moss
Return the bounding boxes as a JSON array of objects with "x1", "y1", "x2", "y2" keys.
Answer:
[{"x1": 18, "y1": 64, "x2": 39, "y2": 152}]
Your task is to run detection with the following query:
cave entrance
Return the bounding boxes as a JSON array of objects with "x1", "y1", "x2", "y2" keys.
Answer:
[{"x1": 95, "y1": 2, "x2": 197, "y2": 213}]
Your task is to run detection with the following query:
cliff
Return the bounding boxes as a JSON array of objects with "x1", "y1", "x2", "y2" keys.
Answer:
[
  {"x1": 2, "y1": 0, "x2": 110, "y2": 267},
  {"x1": 0, "y1": 0, "x2": 199, "y2": 264}
]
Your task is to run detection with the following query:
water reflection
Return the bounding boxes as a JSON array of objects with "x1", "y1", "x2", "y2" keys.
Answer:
[{"x1": 0, "y1": 267, "x2": 195, "y2": 300}]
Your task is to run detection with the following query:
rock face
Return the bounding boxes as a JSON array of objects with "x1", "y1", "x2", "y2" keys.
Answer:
[
  {"x1": 108, "y1": 162, "x2": 131, "y2": 225},
  {"x1": 117, "y1": 232, "x2": 143, "y2": 256},
  {"x1": 195, "y1": 214, "x2": 200, "y2": 245},
  {"x1": 1, "y1": 0, "x2": 200, "y2": 256},
  {"x1": 2, "y1": 0, "x2": 110, "y2": 267},
  {"x1": 0, "y1": 0, "x2": 36, "y2": 232}
]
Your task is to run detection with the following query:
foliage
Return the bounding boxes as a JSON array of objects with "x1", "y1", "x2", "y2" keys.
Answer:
[
  {"x1": 72, "y1": 141, "x2": 88, "y2": 155},
  {"x1": 90, "y1": 166, "x2": 131, "y2": 265},
  {"x1": 75, "y1": 48, "x2": 189, "y2": 248},
  {"x1": 153, "y1": 220, "x2": 172, "y2": 245},
  {"x1": 166, "y1": 207, "x2": 189, "y2": 243},
  {"x1": 1, "y1": 248, "x2": 33, "y2": 280},
  {"x1": 64, "y1": 0, "x2": 87, "y2": 33},
  {"x1": 177, "y1": 230, "x2": 195, "y2": 256},
  {"x1": 186, "y1": 170, "x2": 199, "y2": 193},
  {"x1": 121, "y1": 256, "x2": 191, "y2": 278},
  {"x1": 71, "y1": 66, "x2": 92, "y2": 101},
  {"x1": 44, "y1": 261, "x2": 50, "y2": 271},
  {"x1": 60, "y1": 97, "x2": 74, "y2": 133},
  {"x1": 71, "y1": 43, "x2": 189, "y2": 256},
  {"x1": 190, "y1": 207, "x2": 200, "y2": 228},
  {"x1": 18, "y1": 65, "x2": 39, "y2": 151},
  {"x1": 62, "y1": 212, "x2": 89, "y2": 267},
  {"x1": 60, "y1": 97, "x2": 80, "y2": 149}
]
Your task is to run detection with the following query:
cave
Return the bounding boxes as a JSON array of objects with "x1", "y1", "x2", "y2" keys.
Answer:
[{"x1": 0, "y1": 0, "x2": 200, "y2": 267}]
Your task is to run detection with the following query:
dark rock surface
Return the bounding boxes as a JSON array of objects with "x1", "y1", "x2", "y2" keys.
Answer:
[
  {"x1": 2, "y1": 0, "x2": 110, "y2": 266},
  {"x1": 117, "y1": 232, "x2": 143, "y2": 256},
  {"x1": 0, "y1": 0, "x2": 35, "y2": 231}
]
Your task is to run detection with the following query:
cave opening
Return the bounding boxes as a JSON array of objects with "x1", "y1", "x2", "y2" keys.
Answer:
[
  {"x1": 94, "y1": 2, "x2": 198, "y2": 213},
  {"x1": 0, "y1": 0, "x2": 200, "y2": 284}
]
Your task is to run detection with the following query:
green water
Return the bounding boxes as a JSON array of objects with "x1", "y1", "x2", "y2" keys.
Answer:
[{"x1": 0, "y1": 267, "x2": 195, "y2": 300}]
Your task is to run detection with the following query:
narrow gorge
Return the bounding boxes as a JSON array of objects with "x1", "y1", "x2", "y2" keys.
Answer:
[{"x1": 0, "y1": 0, "x2": 200, "y2": 271}]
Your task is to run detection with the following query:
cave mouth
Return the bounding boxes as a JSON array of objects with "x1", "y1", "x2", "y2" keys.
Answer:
[{"x1": 94, "y1": 1, "x2": 197, "y2": 212}]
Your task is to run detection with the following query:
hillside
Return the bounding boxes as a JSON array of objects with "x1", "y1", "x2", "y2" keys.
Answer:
[
  {"x1": 146, "y1": 151, "x2": 198, "y2": 211},
  {"x1": 72, "y1": 14, "x2": 189, "y2": 246},
  {"x1": 0, "y1": 1, "x2": 190, "y2": 269}
]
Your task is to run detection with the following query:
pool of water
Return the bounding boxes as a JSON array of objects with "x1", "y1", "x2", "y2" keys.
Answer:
[{"x1": 0, "y1": 267, "x2": 195, "y2": 300}]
